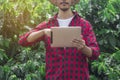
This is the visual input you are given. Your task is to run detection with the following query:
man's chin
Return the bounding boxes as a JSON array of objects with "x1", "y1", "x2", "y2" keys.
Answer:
[{"x1": 60, "y1": 8, "x2": 69, "y2": 12}]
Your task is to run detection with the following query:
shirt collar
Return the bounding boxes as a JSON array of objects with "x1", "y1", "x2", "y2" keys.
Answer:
[{"x1": 53, "y1": 11, "x2": 79, "y2": 20}]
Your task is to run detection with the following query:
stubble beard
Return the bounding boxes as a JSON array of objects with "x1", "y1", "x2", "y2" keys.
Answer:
[
  {"x1": 60, "y1": 8, "x2": 69, "y2": 12},
  {"x1": 59, "y1": 2, "x2": 70, "y2": 12}
]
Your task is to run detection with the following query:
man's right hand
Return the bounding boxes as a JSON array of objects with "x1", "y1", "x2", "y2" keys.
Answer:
[{"x1": 44, "y1": 29, "x2": 51, "y2": 37}]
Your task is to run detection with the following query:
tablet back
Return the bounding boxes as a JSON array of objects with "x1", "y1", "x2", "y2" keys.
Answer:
[{"x1": 51, "y1": 27, "x2": 81, "y2": 47}]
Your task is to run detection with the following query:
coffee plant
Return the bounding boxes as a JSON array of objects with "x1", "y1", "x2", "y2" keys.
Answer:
[{"x1": 0, "y1": 0, "x2": 120, "y2": 80}]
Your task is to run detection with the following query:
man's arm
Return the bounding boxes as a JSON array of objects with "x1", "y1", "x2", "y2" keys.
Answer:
[
  {"x1": 83, "y1": 22, "x2": 100, "y2": 60},
  {"x1": 27, "y1": 29, "x2": 51, "y2": 42},
  {"x1": 27, "y1": 30, "x2": 44, "y2": 42},
  {"x1": 18, "y1": 22, "x2": 47, "y2": 47},
  {"x1": 72, "y1": 21, "x2": 100, "y2": 60}
]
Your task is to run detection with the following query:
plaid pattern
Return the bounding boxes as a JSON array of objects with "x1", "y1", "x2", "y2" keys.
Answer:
[{"x1": 18, "y1": 12, "x2": 100, "y2": 80}]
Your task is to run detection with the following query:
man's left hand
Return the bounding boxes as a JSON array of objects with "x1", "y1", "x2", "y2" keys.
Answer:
[{"x1": 72, "y1": 37, "x2": 86, "y2": 50}]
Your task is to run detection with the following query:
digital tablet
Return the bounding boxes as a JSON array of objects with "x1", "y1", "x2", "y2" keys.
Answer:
[{"x1": 51, "y1": 27, "x2": 81, "y2": 47}]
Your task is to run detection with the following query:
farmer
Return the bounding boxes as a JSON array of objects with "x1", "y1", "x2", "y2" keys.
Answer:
[{"x1": 19, "y1": 0, "x2": 100, "y2": 80}]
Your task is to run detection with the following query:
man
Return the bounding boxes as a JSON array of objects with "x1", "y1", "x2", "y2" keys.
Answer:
[{"x1": 19, "y1": 0, "x2": 100, "y2": 80}]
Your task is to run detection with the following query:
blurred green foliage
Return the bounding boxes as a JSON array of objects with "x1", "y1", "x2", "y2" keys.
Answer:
[{"x1": 0, "y1": 0, "x2": 120, "y2": 80}]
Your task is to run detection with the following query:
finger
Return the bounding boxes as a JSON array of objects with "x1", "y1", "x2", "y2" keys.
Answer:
[
  {"x1": 72, "y1": 42, "x2": 82, "y2": 47},
  {"x1": 44, "y1": 29, "x2": 51, "y2": 36},
  {"x1": 72, "y1": 42, "x2": 79, "y2": 47},
  {"x1": 80, "y1": 35, "x2": 83, "y2": 39},
  {"x1": 71, "y1": 40, "x2": 86, "y2": 49},
  {"x1": 72, "y1": 39, "x2": 84, "y2": 44}
]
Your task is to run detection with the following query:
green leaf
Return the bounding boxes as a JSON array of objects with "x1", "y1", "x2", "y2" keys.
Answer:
[
  {"x1": 108, "y1": 35, "x2": 116, "y2": 47},
  {"x1": 113, "y1": 50, "x2": 120, "y2": 60},
  {"x1": 9, "y1": 75, "x2": 18, "y2": 80}
]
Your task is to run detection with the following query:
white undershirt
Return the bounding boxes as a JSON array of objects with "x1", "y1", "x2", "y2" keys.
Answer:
[{"x1": 57, "y1": 16, "x2": 74, "y2": 27}]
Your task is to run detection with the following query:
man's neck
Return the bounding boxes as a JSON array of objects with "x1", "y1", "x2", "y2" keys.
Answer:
[{"x1": 58, "y1": 9, "x2": 74, "y2": 19}]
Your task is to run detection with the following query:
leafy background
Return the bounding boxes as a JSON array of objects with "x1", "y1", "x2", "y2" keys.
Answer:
[{"x1": 0, "y1": 0, "x2": 120, "y2": 80}]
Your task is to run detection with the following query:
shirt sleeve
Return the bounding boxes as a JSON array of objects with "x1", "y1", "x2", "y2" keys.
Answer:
[
  {"x1": 18, "y1": 22, "x2": 47, "y2": 47},
  {"x1": 83, "y1": 21, "x2": 100, "y2": 60}
]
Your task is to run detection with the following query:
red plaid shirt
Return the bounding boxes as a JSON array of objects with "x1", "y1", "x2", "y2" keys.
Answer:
[{"x1": 19, "y1": 12, "x2": 100, "y2": 80}]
